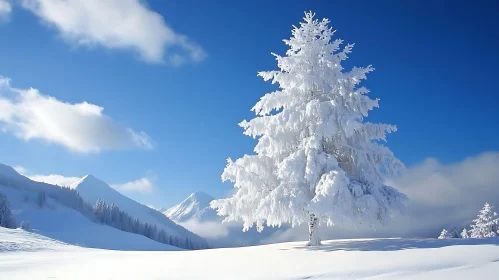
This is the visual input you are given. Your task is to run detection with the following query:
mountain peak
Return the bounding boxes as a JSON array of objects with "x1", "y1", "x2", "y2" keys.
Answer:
[
  {"x1": 0, "y1": 163, "x2": 21, "y2": 178},
  {"x1": 164, "y1": 191, "x2": 217, "y2": 222},
  {"x1": 70, "y1": 174, "x2": 107, "y2": 188},
  {"x1": 187, "y1": 191, "x2": 214, "y2": 202},
  {"x1": 68, "y1": 174, "x2": 111, "y2": 192},
  {"x1": 80, "y1": 174, "x2": 100, "y2": 182}
]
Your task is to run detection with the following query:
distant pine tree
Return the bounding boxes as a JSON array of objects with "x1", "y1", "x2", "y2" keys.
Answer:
[
  {"x1": 461, "y1": 227, "x2": 469, "y2": 238},
  {"x1": 0, "y1": 191, "x2": 16, "y2": 228},
  {"x1": 469, "y1": 203, "x2": 498, "y2": 238},
  {"x1": 438, "y1": 229, "x2": 452, "y2": 239}
]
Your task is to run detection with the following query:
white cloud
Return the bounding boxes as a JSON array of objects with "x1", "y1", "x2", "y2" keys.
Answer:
[
  {"x1": 14, "y1": 165, "x2": 80, "y2": 186},
  {"x1": 112, "y1": 176, "x2": 155, "y2": 194},
  {"x1": 0, "y1": 0, "x2": 11, "y2": 22},
  {"x1": 28, "y1": 173, "x2": 81, "y2": 186},
  {"x1": 21, "y1": 0, "x2": 206, "y2": 64},
  {"x1": 0, "y1": 76, "x2": 152, "y2": 153},
  {"x1": 385, "y1": 152, "x2": 499, "y2": 235},
  {"x1": 13, "y1": 165, "x2": 28, "y2": 175},
  {"x1": 263, "y1": 152, "x2": 499, "y2": 242}
]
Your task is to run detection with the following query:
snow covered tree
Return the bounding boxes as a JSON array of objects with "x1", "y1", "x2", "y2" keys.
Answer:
[
  {"x1": 110, "y1": 203, "x2": 121, "y2": 228},
  {"x1": 469, "y1": 202, "x2": 499, "y2": 238},
  {"x1": 93, "y1": 199, "x2": 106, "y2": 223},
  {"x1": 210, "y1": 11, "x2": 406, "y2": 245},
  {"x1": 438, "y1": 229, "x2": 452, "y2": 239},
  {"x1": 0, "y1": 191, "x2": 16, "y2": 228},
  {"x1": 460, "y1": 228, "x2": 469, "y2": 238}
]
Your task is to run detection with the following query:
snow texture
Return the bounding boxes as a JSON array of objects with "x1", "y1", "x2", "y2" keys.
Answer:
[{"x1": 1, "y1": 226, "x2": 499, "y2": 279}]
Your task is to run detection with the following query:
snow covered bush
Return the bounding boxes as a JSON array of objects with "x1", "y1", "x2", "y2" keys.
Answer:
[
  {"x1": 211, "y1": 11, "x2": 407, "y2": 246},
  {"x1": 438, "y1": 229, "x2": 452, "y2": 239},
  {"x1": 469, "y1": 203, "x2": 498, "y2": 238},
  {"x1": 0, "y1": 191, "x2": 16, "y2": 228},
  {"x1": 20, "y1": 220, "x2": 31, "y2": 231}
]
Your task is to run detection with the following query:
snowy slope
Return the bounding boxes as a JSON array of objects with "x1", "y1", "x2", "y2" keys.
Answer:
[
  {"x1": 0, "y1": 179, "x2": 179, "y2": 251},
  {"x1": 0, "y1": 228, "x2": 74, "y2": 252},
  {"x1": 67, "y1": 174, "x2": 208, "y2": 248},
  {"x1": 164, "y1": 191, "x2": 217, "y2": 222},
  {"x1": 1, "y1": 227, "x2": 499, "y2": 279},
  {"x1": 0, "y1": 163, "x2": 201, "y2": 250}
]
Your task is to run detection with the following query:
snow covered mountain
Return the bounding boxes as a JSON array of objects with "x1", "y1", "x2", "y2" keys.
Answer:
[
  {"x1": 67, "y1": 173, "x2": 208, "y2": 248},
  {"x1": 164, "y1": 191, "x2": 218, "y2": 222},
  {"x1": 0, "y1": 164, "x2": 180, "y2": 250},
  {"x1": 0, "y1": 163, "x2": 208, "y2": 250},
  {"x1": 164, "y1": 191, "x2": 283, "y2": 247}
]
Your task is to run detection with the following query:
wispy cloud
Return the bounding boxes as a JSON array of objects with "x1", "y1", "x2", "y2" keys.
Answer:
[
  {"x1": 28, "y1": 173, "x2": 81, "y2": 186},
  {"x1": 14, "y1": 165, "x2": 80, "y2": 186},
  {"x1": 0, "y1": 76, "x2": 152, "y2": 153},
  {"x1": 112, "y1": 176, "x2": 155, "y2": 194},
  {"x1": 0, "y1": 0, "x2": 11, "y2": 22},
  {"x1": 21, "y1": 0, "x2": 206, "y2": 64}
]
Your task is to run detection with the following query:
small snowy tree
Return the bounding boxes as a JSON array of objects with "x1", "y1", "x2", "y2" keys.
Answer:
[
  {"x1": 469, "y1": 203, "x2": 499, "y2": 238},
  {"x1": 438, "y1": 229, "x2": 452, "y2": 239},
  {"x1": 0, "y1": 191, "x2": 16, "y2": 228},
  {"x1": 460, "y1": 227, "x2": 469, "y2": 238},
  {"x1": 211, "y1": 12, "x2": 407, "y2": 246}
]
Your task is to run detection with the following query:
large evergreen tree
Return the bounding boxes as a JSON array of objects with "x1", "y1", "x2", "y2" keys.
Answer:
[{"x1": 211, "y1": 12, "x2": 406, "y2": 245}]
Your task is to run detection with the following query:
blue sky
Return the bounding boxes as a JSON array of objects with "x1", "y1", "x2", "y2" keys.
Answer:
[{"x1": 0, "y1": 0, "x2": 498, "y2": 209}]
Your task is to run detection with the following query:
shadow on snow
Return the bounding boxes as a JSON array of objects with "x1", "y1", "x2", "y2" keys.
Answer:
[{"x1": 284, "y1": 237, "x2": 499, "y2": 252}]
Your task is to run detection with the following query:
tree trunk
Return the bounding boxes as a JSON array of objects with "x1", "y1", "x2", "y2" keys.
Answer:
[{"x1": 306, "y1": 213, "x2": 321, "y2": 246}]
